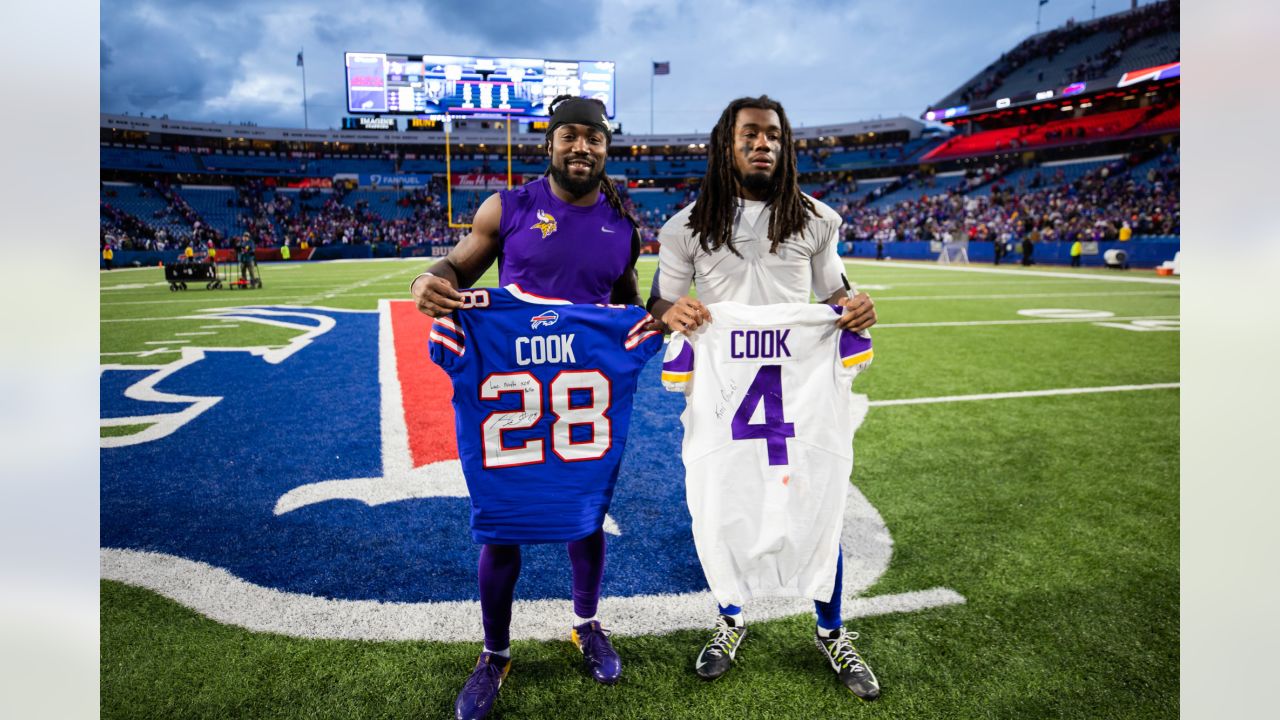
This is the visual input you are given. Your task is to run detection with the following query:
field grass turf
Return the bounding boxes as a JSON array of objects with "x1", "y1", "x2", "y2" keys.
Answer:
[{"x1": 101, "y1": 257, "x2": 1179, "y2": 718}]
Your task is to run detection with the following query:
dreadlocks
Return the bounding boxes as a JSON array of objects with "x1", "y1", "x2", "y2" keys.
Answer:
[
  {"x1": 687, "y1": 95, "x2": 816, "y2": 256},
  {"x1": 542, "y1": 94, "x2": 638, "y2": 229}
]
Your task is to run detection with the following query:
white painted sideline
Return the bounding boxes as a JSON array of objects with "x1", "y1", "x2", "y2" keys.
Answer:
[
  {"x1": 875, "y1": 314, "x2": 1178, "y2": 329},
  {"x1": 870, "y1": 383, "x2": 1179, "y2": 408},
  {"x1": 876, "y1": 290, "x2": 1176, "y2": 302},
  {"x1": 100, "y1": 548, "x2": 964, "y2": 641},
  {"x1": 843, "y1": 259, "x2": 1181, "y2": 285}
]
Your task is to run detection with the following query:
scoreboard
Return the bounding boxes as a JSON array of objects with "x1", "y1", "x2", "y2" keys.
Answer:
[{"x1": 345, "y1": 52, "x2": 616, "y2": 118}]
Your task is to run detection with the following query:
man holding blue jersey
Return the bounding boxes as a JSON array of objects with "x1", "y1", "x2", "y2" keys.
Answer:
[
  {"x1": 411, "y1": 96, "x2": 644, "y2": 720},
  {"x1": 648, "y1": 96, "x2": 882, "y2": 701}
]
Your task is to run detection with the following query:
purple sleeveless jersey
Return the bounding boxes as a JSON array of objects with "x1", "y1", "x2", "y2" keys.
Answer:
[{"x1": 497, "y1": 177, "x2": 634, "y2": 304}]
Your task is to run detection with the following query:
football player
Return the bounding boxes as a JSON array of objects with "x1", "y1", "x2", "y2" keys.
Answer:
[
  {"x1": 412, "y1": 96, "x2": 645, "y2": 720},
  {"x1": 648, "y1": 95, "x2": 882, "y2": 701}
]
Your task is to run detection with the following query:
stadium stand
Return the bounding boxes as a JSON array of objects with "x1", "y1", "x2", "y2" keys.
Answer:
[
  {"x1": 933, "y1": 0, "x2": 1178, "y2": 108},
  {"x1": 98, "y1": 1, "x2": 1177, "y2": 267}
]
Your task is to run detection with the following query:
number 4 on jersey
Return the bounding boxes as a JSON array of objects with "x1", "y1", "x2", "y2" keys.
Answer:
[{"x1": 730, "y1": 365, "x2": 795, "y2": 466}]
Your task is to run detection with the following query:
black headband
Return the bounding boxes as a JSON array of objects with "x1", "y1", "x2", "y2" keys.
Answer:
[{"x1": 546, "y1": 98, "x2": 612, "y2": 143}]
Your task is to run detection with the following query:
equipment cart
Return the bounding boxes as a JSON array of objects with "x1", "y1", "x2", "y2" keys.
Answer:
[{"x1": 165, "y1": 261, "x2": 222, "y2": 291}]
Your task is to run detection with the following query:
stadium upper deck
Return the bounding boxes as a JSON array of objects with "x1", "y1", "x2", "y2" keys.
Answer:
[
  {"x1": 929, "y1": 0, "x2": 1177, "y2": 113},
  {"x1": 99, "y1": 2, "x2": 1179, "y2": 262}
]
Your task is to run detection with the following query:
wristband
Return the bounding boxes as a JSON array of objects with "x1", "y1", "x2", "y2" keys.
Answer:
[{"x1": 410, "y1": 271, "x2": 438, "y2": 292}]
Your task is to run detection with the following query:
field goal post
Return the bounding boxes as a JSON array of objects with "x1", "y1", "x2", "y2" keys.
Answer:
[
  {"x1": 934, "y1": 239, "x2": 970, "y2": 265},
  {"x1": 445, "y1": 114, "x2": 516, "y2": 229}
]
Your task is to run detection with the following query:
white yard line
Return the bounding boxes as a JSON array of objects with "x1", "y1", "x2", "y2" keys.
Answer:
[
  {"x1": 103, "y1": 296, "x2": 323, "y2": 307},
  {"x1": 292, "y1": 266, "x2": 421, "y2": 305},
  {"x1": 846, "y1": 279, "x2": 1149, "y2": 288},
  {"x1": 871, "y1": 382, "x2": 1179, "y2": 407},
  {"x1": 103, "y1": 317, "x2": 189, "y2": 322},
  {"x1": 175, "y1": 332, "x2": 216, "y2": 336},
  {"x1": 875, "y1": 314, "x2": 1178, "y2": 329},
  {"x1": 101, "y1": 273, "x2": 419, "y2": 307},
  {"x1": 875, "y1": 290, "x2": 1177, "y2": 302},
  {"x1": 843, "y1": 259, "x2": 1180, "y2": 285},
  {"x1": 143, "y1": 340, "x2": 189, "y2": 345}
]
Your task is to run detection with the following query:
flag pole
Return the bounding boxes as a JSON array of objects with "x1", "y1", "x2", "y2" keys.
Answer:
[
  {"x1": 300, "y1": 47, "x2": 309, "y2": 129},
  {"x1": 650, "y1": 60, "x2": 655, "y2": 134}
]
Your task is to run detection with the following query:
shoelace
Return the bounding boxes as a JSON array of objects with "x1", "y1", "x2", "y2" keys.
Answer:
[
  {"x1": 465, "y1": 657, "x2": 506, "y2": 695},
  {"x1": 579, "y1": 624, "x2": 615, "y2": 659},
  {"x1": 704, "y1": 620, "x2": 739, "y2": 658},
  {"x1": 824, "y1": 632, "x2": 866, "y2": 673}
]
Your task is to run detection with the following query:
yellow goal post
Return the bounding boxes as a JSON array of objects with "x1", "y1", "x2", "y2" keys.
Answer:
[{"x1": 445, "y1": 114, "x2": 515, "y2": 229}]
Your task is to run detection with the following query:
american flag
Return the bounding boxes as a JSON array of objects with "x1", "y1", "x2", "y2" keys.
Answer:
[
  {"x1": 652, "y1": 61, "x2": 670, "y2": 76},
  {"x1": 296, "y1": 51, "x2": 304, "y2": 67}
]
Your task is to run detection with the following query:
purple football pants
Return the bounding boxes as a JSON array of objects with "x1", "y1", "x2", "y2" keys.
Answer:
[{"x1": 477, "y1": 528, "x2": 606, "y2": 650}]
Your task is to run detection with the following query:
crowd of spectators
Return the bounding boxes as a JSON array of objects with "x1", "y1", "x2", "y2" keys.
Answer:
[
  {"x1": 953, "y1": 0, "x2": 1177, "y2": 105},
  {"x1": 101, "y1": 145, "x2": 1178, "y2": 261},
  {"x1": 1063, "y1": 3, "x2": 1178, "y2": 84},
  {"x1": 836, "y1": 151, "x2": 1179, "y2": 246}
]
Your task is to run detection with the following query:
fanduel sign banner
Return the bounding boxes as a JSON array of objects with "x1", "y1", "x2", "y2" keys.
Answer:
[{"x1": 360, "y1": 173, "x2": 433, "y2": 187}]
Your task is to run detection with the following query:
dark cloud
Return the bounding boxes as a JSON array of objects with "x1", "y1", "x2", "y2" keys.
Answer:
[
  {"x1": 627, "y1": 1, "x2": 685, "y2": 36},
  {"x1": 97, "y1": 0, "x2": 1149, "y2": 131},
  {"x1": 427, "y1": 0, "x2": 602, "y2": 49},
  {"x1": 312, "y1": 13, "x2": 367, "y2": 49},
  {"x1": 100, "y1": 2, "x2": 269, "y2": 118}
]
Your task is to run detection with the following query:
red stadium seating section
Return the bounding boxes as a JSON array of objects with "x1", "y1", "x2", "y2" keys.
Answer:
[
  {"x1": 923, "y1": 105, "x2": 1176, "y2": 161},
  {"x1": 1137, "y1": 105, "x2": 1179, "y2": 133}
]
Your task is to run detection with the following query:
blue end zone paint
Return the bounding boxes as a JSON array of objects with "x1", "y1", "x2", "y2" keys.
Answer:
[
  {"x1": 101, "y1": 369, "x2": 176, "y2": 418},
  {"x1": 101, "y1": 308, "x2": 706, "y2": 602}
]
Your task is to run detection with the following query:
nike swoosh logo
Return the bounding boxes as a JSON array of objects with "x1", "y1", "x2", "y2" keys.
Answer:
[
  {"x1": 695, "y1": 658, "x2": 708, "y2": 669},
  {"x1": 601, "y1": 226, "x2": 616, "y2": 233}
]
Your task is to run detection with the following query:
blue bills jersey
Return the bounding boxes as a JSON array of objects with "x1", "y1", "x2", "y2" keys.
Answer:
[{"x1": 428, "y1": 284, "x2": 663, "y2": 544}]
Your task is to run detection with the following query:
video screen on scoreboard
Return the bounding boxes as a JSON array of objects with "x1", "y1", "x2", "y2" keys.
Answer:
[{"x1": 345, "y1": 52, "x2": 616, "y2": 118}]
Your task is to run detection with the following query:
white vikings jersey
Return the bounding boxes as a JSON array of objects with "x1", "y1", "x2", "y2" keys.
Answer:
[{"x1": 661, "y1": 301, "x2": 873, "y2": 607}]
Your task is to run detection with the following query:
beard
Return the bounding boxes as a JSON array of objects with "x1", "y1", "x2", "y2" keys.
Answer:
[
  {"x1": 549, "y1": 157, "x2": 606, "y2": 199},
  {"x1": 734, "y1": 165, "x2": 778, "y2": 198}
]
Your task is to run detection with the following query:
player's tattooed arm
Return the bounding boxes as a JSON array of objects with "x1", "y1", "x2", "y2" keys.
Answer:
[
  {"x1": 411, "y1": 193, "x2": 503, "y2": 318},
  {"x1": 823, "y1": 289, "x2": 877, "y2": 332}
]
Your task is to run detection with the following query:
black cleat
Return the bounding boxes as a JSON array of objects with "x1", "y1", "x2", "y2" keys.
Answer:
[
  {"x1": 815, "y1": 627, "x2": 881, "y2": 701},
  {"x1": 694, "y1": 614, "x2": 747, "y2": 680}
]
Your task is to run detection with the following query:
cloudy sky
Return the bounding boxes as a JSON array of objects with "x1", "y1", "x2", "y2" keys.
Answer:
[{"x1": 100, "y1": 0, "x2": 1148, "y2": 134}]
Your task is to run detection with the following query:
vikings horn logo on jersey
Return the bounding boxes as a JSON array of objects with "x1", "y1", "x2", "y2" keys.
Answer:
[
  {"x1": 99, "y1": 301, "x2": 964, "y2": 642},
  {"x1": 530, "y1": 209, "x2": 558, "y2": 239}
]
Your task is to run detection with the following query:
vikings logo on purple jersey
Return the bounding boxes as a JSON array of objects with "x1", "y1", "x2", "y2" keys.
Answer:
[{"x1": 530, "y1": 209, "x2": 557, "y2": 239}]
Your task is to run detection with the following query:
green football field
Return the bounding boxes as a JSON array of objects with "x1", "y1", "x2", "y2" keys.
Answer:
[{"x1": 100, "y1": 257, "x2": 1179, "y2": 718}]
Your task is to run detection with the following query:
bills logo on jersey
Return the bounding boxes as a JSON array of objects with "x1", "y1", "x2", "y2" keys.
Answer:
[
  {"x1": 530, "y1": 310, "x2": 560, "y2": 329},
  {"x1": 99, "y1": 301, "x2": 962, "y2": 642}
]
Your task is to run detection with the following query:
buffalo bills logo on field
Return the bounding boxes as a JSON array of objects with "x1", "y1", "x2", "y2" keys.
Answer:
[
  {"x1": 530, "y1": 310, "x2": 560, "y2": 330},
  {"x1": 99, "y1": 301, "x2": 963, "y2": 642}
]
